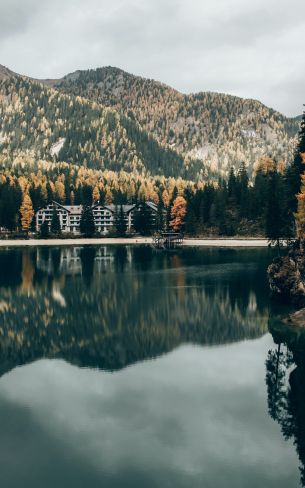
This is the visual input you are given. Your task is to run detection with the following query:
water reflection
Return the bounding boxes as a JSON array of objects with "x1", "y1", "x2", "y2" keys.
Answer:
[
  {"x1": 0, "y1": 246, "x2": 300, "y2": 488},
  {"x1": 267, "y1": 319, "x2": 305, "y2": 486},
  {"x1": 0, "y1": 246, "x2": 271, "y2": 376}
]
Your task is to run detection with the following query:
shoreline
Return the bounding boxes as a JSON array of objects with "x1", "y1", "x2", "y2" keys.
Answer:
[{"x1": 0, "y1": 237, "x2": 269, "y2": 247}]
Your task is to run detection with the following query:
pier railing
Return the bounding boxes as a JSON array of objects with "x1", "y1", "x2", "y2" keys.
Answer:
[{"x1": 153, "y1": 231, "x2": 184, "y2": 249}]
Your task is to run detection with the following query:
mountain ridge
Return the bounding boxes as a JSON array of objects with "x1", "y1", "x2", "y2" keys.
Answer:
[
  {"x1": 47, "y1": 66, "x2": 299, "y2": 176},
  {"x1": 0, "y1": 63, "x2": 300, "y2": 179},
  {"x1": 0, "y1": 74, "x2": 208, "y2": 179}
]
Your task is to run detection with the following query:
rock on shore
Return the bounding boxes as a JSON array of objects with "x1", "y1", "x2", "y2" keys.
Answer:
[{"x1": 267, "y1": 247, "x2": 305, "y2": 307}]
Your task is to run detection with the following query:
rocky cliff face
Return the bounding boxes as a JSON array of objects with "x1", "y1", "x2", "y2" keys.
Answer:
[{"x1": 268, "y1": 243, "x2": 305, "y2": 307}]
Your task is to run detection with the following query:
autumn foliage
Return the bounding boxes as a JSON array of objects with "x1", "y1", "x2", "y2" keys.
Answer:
[
  {"x1": 170, "y1": 196, "x2": 187, "y2": 232},
  {"x1": 20, "y1": 193, "x2": 34, "y2": 232}
]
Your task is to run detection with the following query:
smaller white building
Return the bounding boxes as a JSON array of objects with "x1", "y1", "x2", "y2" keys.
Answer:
[{"x1": 36, "y1": 201, "x2": 157, "y2": 234}]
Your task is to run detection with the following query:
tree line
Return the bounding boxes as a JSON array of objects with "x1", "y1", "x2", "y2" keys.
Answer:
[{"x1": 0, "y1": 110, "x2": 303, "y2": 240}]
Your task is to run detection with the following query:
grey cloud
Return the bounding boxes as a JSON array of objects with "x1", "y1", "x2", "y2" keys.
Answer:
[
  {"x1": 0, "y1": 0, "x2": 304, "y2": 116},
  {"x1": 0, "y1": 0, "x2": 43, "y2": 40}
]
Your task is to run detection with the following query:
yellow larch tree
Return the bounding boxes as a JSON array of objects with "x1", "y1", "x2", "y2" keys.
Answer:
[
  {"x1": 162, "y1": 190, "x2": 170, "y2": 208},
  {"x1": 170, "y1": 196, "x2": 187, "y2": 232},
  {"x1": 92, "y1": 185, "x2": 100, "y2": 204},
  {"x1": 55, "y1": 180, "x2": 65, "y2": 203},
  {"x1": 20, "y1": 193, "x2": 34, "y2": 232},
  {"x1": 104, "y1": 187, "x2": 113, "y2": 204}
]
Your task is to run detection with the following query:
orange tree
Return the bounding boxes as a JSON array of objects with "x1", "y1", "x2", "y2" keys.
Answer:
[{"x1": 170, "y1": 196, "x2": 186, "y2": 232}]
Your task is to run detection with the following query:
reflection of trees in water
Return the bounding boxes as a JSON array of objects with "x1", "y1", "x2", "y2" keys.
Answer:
[
  {"x1": 0, "y1": 250, "x2": 22, "y2": 288},
  {"x1": 80, "y1": 247, "x2": 96, "y2": 287},
  {"x1": 0, "y1": 246, "x2": 270, "y2": 375},
  {"x1": 267, "y1": 321, "x2": 305, "y2": 486}
]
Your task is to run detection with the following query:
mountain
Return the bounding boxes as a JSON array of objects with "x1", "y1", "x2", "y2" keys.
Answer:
[
  {"x1": 0, "y1": 64, "x2": 300, "y2": 180},
  {"x1": 50, "y1": 66, "x2": 299, "y2": 177},
  {"x1": 0, "y1": 73, "x2": 207, "y2": 179},
  {"x1": 0, "y1": 64, "x2": 18, "y2": 80}
]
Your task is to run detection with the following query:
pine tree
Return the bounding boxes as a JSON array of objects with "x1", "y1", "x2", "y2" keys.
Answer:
[
  {"x1": 285, "y1": 110, "x2": 305, "y2": 213},
  {"x1": 265, "y1": 171, "x2": 285, "y2": 250},
  {"x1": 237, "y1": 163, "x2": 249, "y2": 217},
  {"x1": 155, "y1": 198, "x2": 165, "y2": 232},
  {"x1": 40, "y1": 219, "x2": 49, "y2": 238},
  {"x1": 294, "y1": 154, "x2": 305, "y2": 239},
  {"x1": 228, "y1": 167, "x2": 237, "y2": 202},
  {"x1": 133, "y1": 202, "x2": 153, "y2": 235},
  {"x1": 0, "y1": 181, "x2": 22, "y2": 231},
  {"x1": 114, "y1": 205, "x2": 127, "y2": 237},
  {"x1": 185, "y1": 205, "x2": 198, "y2": 235},
  {"x1": 167, "y1": 186, "x2": 178, "y2": 229},
  {"x1": 50, "y1": 208, "x2": 61, "y2": 235},
  {"x1": 20, "y1": 193, "x2": 34, "y2": 232},
  {"x1": 80, "y1": 205, "x2": 95, "y2": 237}
]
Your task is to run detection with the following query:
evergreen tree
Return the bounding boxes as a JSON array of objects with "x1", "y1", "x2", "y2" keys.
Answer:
[
  {"x1": 237, "y1": 162, "x2": 249, "y2": 217},
  {"x1": 155, "y1": 197, "x2": 165, "y2": 232},
  {"x1": 80, "y1": 205, "x2": 95, "y2": 237},
  {"x1": 167, "y1": 186, "x2": 178, "y2": 229},
  {"x1": 133, "y1": 202, "x2": 153, "y2": 235},
  {"x1": 0, "y1": 181, "x2": 22, "y2": 231},
  {"x1": 285, "y1": 110, "x2": 305, "y2": 213},
  {"x1": 50, "y1": 208, "x2": 61, "y2": 235},
  {"x1": 265, "y1": 171, "x2": 285, "y2": 249},
  {"x1": 228, "y1": 167, "x2": 237, "y2": 202},
  {"x1": 215, "y1": 187, "x2": 228, "y2": 235},
  {"x1": 82, "y1": 185, "x2": 93, "y2": 206},
  {"x1": 185, "y1": 205, "x2": 198, "y2": 235},
  {"x1": 184, "y1": 187, "x2": 198, "y2": 235},
  {"x1": 114, "y1": 205, "x2": 127, "y2": 237},
  {"x1": 40, "y1": 219, "x2": 49, "y2": 238}
]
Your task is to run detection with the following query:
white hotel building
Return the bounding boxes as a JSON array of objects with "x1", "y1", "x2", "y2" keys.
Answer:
[{"x1": 36, "y1": 201, "x2": 157, "y2": 234}]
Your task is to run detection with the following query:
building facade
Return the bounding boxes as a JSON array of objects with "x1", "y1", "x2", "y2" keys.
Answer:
[{"x1": 36, "y1": 201, "x2": 157, "y2": 234}]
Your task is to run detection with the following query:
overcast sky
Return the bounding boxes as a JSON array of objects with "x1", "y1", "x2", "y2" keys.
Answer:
[{"x1": 0, "y1": 0, "x2": 304, "y2": 116}]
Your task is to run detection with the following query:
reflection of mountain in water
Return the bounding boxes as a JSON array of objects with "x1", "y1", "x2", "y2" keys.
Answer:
[
  {"x1": 267, "y1": 319, "x2": 305, "y2": 486},
  {"x1": 0, "y1": 246, "x2": 271, "y2": 375}
]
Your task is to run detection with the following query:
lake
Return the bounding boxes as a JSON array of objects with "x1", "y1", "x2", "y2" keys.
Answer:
[{"x1": 0, "y1": 245, "x2": 302, "y2": 487}]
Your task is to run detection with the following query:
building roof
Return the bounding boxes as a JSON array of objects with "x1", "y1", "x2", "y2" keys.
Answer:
[
  {"x1": 146, "y1": 201, "x2": 158, "y2": 212},
  {"x1": 38, "y1": 201, "x2": 157, "y2": 215},
  {"x1": 106, "y1": 204, "x2": 136, "y2": 214},
  {"x1": 64, "y1": 205, "x2": 82, "y2": 215}
]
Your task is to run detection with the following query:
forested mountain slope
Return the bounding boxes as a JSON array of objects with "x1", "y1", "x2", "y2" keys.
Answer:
[
  {"x1": 0, "y1": 64, "x2": 300, "y2": 180},
  {"x1": 0, "y1": 74, "x2": 208, "y2": 179},
  {"x1": 51, "y1": 66, "x2": 299, "y2": 177}
]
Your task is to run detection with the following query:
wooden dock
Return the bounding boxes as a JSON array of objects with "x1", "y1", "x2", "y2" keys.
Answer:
[{"x1": 153, "y1": 231, "x2": 184, "y2": 249}]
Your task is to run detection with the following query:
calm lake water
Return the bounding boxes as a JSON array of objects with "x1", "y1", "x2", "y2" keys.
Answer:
[{"x1": 0, "y1": 245, "x2": 303, "y2": 487}]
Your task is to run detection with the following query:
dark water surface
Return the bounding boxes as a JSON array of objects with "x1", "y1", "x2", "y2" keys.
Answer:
[{"x1": 0, "y1": 246, "x2": 303, "y2": 487}]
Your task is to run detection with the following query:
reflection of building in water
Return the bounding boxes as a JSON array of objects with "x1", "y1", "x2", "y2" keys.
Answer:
[
  {"x1": 36, "y1": 247, "x2": 83, "y2": 275},
  {"x1": 36, "y1": 201, "x2": 157, "y2": 234},
  {"x1": 36, "y1": 246, "x2": 132, "y2": 276},
  {"x1": 0, "y1": 247, "x2": 271, "y2": 377},
  {"x1": 60, "y1": 247, "x2": 83, "y2": 275}
]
